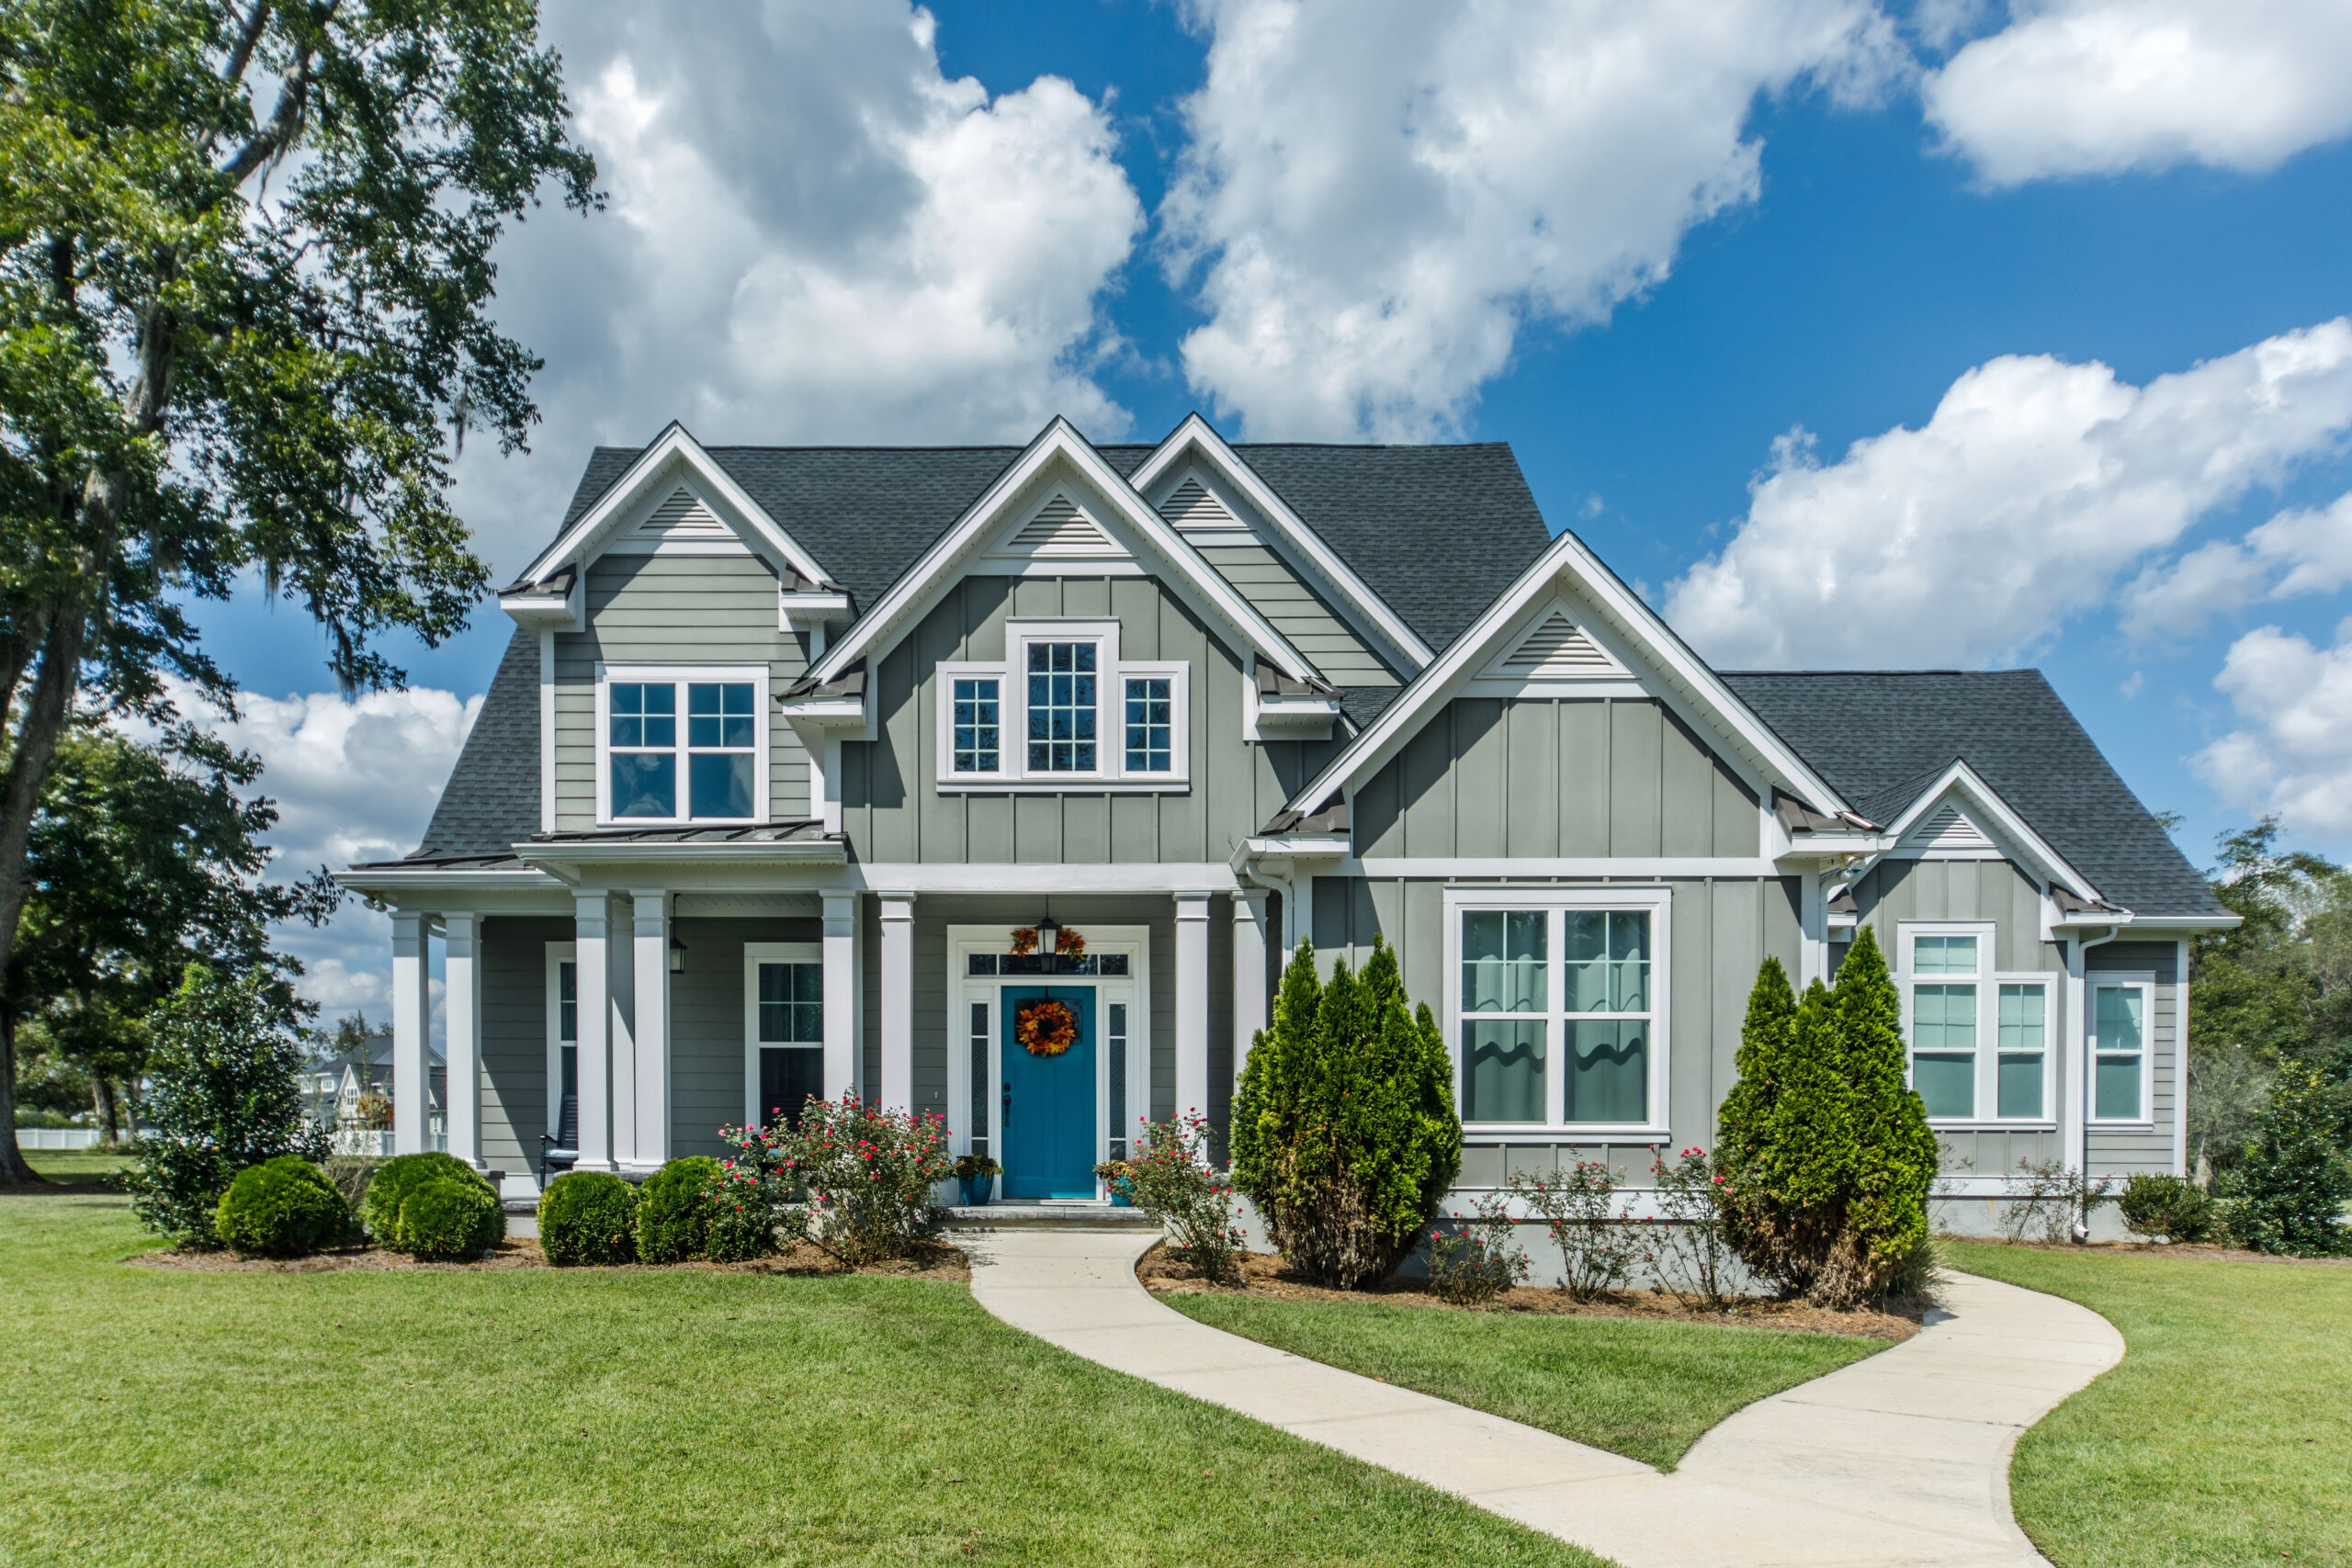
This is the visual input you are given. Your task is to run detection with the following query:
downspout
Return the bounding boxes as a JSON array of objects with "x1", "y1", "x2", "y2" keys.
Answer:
[{"x1": 2069, "y1": 921, "x2": 2123, "y2": 1241}]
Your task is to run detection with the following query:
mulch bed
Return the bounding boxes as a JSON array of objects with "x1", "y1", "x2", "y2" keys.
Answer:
[
  {"x1": 125, "y1": 1235, "x2": 971, "y2": 1281},
  {"x1": 1136, "y1": 1244, "x2": 1923, "y2": 1341}
]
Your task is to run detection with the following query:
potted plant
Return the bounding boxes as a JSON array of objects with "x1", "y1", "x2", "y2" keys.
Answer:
[
  {"x1": 953, "y1": 1154, "x2": 1001, "y2": 1207},
  {"x1": 1095, "y1": 1158, "x2": 1135, "y2": 1207}
]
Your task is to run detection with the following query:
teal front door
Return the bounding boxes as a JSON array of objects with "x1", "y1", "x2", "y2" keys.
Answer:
[{"x1": 1001, "y1": 987, "x2": 1096, "y2": 1200}]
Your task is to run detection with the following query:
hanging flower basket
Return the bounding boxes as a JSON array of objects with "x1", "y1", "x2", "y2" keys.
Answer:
[{"x1": 1015, "y1": 998, "x2": 1080, "y2": 1057}]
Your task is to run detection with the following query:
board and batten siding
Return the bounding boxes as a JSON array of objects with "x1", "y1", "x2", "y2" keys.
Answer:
[
  {"x1": 2086, "y1": 941, "x2": 2180, "y2": 1177},
  {"x1": 1308, "y1": 873, "x2": 1802, "y2": 1188},
  {"x1": 1352, "y1": 697, "x2": 1762, "y2": 860},
  {"x1": 479, "y1": 916, "x2": 571, "y2": 1173},
  {"x1": 552, "y1": 554, "x2": 813, "y2": 831},
  {"x1": 841, "y1": 574, "x2": 1342, "y2": 865}
]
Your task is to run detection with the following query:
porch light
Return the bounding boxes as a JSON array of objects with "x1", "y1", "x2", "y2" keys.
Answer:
[
  {"x1": 1033, "y1": 914, "x2": 1060, "y2": 944},
  {"x1": 669, "y1": 934, "x2": 687, "y2": 974}
]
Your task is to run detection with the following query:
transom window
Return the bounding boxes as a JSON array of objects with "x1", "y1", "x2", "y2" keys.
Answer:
[
  {"x1": 601, "y1": 666, "x2": 766, "y2": 824},
  {"x1": 937, "y1": 620, "x2": 1187, "y2": 789},
  {"x1": 1451, "y1": 891, "x2": 1668, "y2": 1132},
  {"x1": 1901, "y1": 925, "x2": 2051, "y2": 1123}
]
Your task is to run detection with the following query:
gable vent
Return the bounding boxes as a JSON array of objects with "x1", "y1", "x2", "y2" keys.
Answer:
[
  {"x1": 1904, "y1": 801, "x2": 1993, "y2": 852},
  {"x1": 1494, "y1": 610, "x2": 1628, "y2": 679},
  {"x1": 636, "y1": 486, "x2": 729, "y2": 536},
  {"x1": 1009, "y1": 493, "x2": 1117, "y2": 554},
  {"x1": 1159, "y1": 475, "x2": 1242, "y2": 532}
]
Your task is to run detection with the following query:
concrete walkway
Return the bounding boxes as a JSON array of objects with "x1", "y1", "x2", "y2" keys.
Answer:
[{"x1": 956, "y1": 1226, "x2": 2123, "y2": 1568}]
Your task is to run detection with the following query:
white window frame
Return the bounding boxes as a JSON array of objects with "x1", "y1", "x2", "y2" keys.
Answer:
[
  {"x1": 1442, "y1": 886, "x2": 1672, "y2": 1140},
  {"x1": 2087, "y1": 974, "x2": 2154, "y2": 1126},
  {"x1": 545, "y1": 942, "x2": 576, "y2": 1143},
  {"x1": 594, "y1": 662, "x2": 771, "y2": 826},
  {"x1": 1896, "y1": 922, "x2": 2057, "y2": 1129},
  {"x1": 742, "y1": 942, "x2": 824, "y2": 1129},
  {"x1": 934, "y1": 619, "x2": 1189, "y2": 792}
]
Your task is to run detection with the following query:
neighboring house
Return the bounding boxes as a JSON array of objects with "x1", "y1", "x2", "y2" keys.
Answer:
[
  {"x1": 301, "y1": 1032, "x2": 444, "y2": 1140},
  {"x1": 336, "y1": 416, "x2": 2235, "y2": 1229}
]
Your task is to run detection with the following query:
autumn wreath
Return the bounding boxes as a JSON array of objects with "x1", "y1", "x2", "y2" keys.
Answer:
[{"x1": 1014, "y1": 998, "x2": 1080, "y2": 1057}]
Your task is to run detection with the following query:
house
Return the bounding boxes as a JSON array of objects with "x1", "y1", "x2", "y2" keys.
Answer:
[
  {"x1": 300, "y1": 1032, "x2": 445, "y2": 1145},
  {"x1": 335, "y1": 415, "x2": 2235, "y2": 1234}
]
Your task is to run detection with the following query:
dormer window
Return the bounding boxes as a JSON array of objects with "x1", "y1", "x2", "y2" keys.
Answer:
[
  {"x1": 937, "y1": 620, "x2": 1186, "y2": 791},
  {"x1": 597, "y1": 664, "x2": 769, "y2": 824}
]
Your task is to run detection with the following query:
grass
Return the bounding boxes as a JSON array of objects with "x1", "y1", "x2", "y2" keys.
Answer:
[
  {"x1": 0, "y1": 1196, "x2": 1610, "y2": 1568},
  {"x1": 19, "y1": 1146, "x2": 129, "y2": 1180},
  {"x1": 1162, "y1": 1290, "x2": 1883, "y2": 1469},
  {"x1": 1947, "y1": 1241, "x2": 2352, "y2": 1568}
]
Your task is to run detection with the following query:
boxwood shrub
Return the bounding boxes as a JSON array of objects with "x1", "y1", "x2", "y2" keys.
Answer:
[
  {"x1": 539, "y1": 1170, "x2": 639, "y2": 1266},
  {"x1": 401, "y1": 1177, "x2": 504, "y2": 1260},
  {"x1": 215, "y1": 1156, "x2": 351, "y2": 1258},
  {"x1": 636, "y1": 1156, "x2": 721, "y2": 1263},
  {"x1": 362, "y1": 1152, "x2": 501, "y2": 1253}
]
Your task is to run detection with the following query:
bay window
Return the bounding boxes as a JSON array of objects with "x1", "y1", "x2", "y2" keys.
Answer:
[
  {"x1": 1900, "y1": 924, "x2": 2052, "y2": 1124},
  {"x1": 1448, "y1": 888, "x2": 1669, "y2": 1134},
  {"x1": 598, "y1": 665, "x2": 768, "y2": 824},
  {"x1": 937, "y1": 620, "x2": 1187, "y2": 789}
]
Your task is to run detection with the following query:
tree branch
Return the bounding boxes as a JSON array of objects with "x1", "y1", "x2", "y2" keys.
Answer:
[
  {"x1": 220, "y1": 0, "x2": 273, "y2": 87},
  {"x1": 218, "y1": 47, "x2": 313, "y2": 189}
]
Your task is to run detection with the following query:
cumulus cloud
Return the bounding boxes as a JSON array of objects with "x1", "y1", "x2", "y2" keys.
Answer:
[
  {"x1": 2119, "y1": 492, "x2": 2352, "y2": 645},
  {"x1": 1924, "y1": 0, "x2": 2352, "y2": 185},
  {"x1": 451, "y1": 0, "x2": 1144, "y2": 570},
  {"x1": 2196, "y1": 621, "x2": 2352, "y2": 840},
  {"x1": 1161, "y1": 0, "x2": 1903, "y2": 439},
  {"x1": 1666, "y1": 319, "x2": 2352, "y2": 669}
]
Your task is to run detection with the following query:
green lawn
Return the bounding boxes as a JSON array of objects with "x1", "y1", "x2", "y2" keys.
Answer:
[
  {"x1": 1947, "y1": 1242, "x2": 2352, "y2": 1568},
  {"x1": 19, "y1": 1146, "x2": 128, "y2": 1180},
  {"x1": 1162, "y1": 1291, "x2": 1883, "y2": 1469},
  {"x1": 0, "y1": 1195, "x2": 1608, "y2": 1568}
]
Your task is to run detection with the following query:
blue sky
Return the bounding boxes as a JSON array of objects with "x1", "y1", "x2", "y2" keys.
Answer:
[{"x1": 185, "y1": 1, "x2": 2352, "y2": 1017}]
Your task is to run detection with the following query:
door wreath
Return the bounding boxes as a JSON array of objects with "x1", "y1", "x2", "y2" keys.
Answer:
[{"x1": 1014, "y1": 998, "x2": 1080, "y2": 1057}]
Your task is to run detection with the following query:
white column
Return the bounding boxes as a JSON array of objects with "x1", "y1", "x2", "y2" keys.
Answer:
[
  {"x1": 390, "y1": 910, "x2": 432, "y2": 1156},
  {"x1": 1798, "y1": 873, "x2": 1826, "y2": 989},
  {"x1": 442, "y1": 912, "x2": 482, "y2": 1168},
  {"x1": 1175, "y1": 892, "x2": 1212, "y2": 1119},
  {"x1": 537, "y1": 627, "x2": 557, "y2": 834},
  {"x1": 822, "y1": 892, "x2": 859, "y2": 1100},
  {"x1": 630, "y1": 889, "x2": 672, "y2": 1169},
  {"x1": 1233, "y1": 891, "x2": 1270, "y2": 1082},
  {"x1": 573, "y1": 892, "x2": 616, "y2": 1171},
  {"x1": 878, "y1": 892, "x2": 915, "y2": 1111}
]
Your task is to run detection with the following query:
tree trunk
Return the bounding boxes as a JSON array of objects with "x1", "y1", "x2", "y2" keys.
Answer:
[
  {"x1": 0, "y1": 998, "x2": 39, "y2": 1182},
  {"x1": 95, "y1": 1075, "x2": 120, "y2": 1145}
]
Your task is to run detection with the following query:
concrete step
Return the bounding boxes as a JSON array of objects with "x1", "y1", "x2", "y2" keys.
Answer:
[{"x1": 944, "y1": 1202, "x2": 1160, "y2": 1232}]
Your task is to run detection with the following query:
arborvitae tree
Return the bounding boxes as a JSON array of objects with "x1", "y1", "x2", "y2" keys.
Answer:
[
  {"x1": 1227, "y1": 937, "x2": 1460, "y2": 1288},
  {"x1": 1715, "y1": 955, "x2": 1800, "y2": 1280},
  {"x1": 1823, "y1": 926, "x2": 1940, "y2": 1304},
  {"x1": 2230, "y1": 1059, "x2": 2352, "y2": 1256}
]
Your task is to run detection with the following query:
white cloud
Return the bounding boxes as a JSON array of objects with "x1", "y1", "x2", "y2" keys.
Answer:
[
  {"x1": 2196, "y1": 621, "x2": 2352, "y2": 840},
  {"x1": 1161, "y1": 0, "x2": 1904, "y2": 439},
  {"x1": 1665, "y1": 319, "x2": 2352, "y2": 669},
  {"x1": 1924, "y1": 0, "x2": 2352, "y2": 185},
  {"x1": 2119, "y1": 491, "x2": 2352, "y2": 645},
  {"x1": 451, "y1": 0, "x2": 1144, "y2": 572}
]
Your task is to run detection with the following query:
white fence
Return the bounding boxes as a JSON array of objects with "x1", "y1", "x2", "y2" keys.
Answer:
[{"x1": 17, "y1": 1128, "x2": 105, "y2": 1149}]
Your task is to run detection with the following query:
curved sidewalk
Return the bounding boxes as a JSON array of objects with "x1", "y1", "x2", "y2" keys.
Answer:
[{"x1": 956, "y1": 1226, "x2": 2123, "y2": 1568}]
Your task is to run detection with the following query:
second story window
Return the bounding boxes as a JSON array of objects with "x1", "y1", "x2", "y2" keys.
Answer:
[
  {"x1": 952, "y1": 678, "x2": 1001, "y2": 773},
  {"x1": 1027, "y1": 641, "x2": 1098, "y2": 771},
  {"x1": 600, "y1": 665, "x2": 767, "y2": 824},
  {"x1": 937, "y1": 620, "x2": 1187, "y2": 790},
  {"x1": 1125, "y1": 677, "x2": 1173, "y2": 772}
]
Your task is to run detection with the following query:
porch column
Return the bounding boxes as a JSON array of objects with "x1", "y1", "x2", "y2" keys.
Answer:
[
  {"x1": 629, "y1": 889, "x2": 672, "y2": 1168},
  {"x1": 1798, "y1": 874, "x2": 1826, "y2": 990},
  {"x1": 822, "y1": 892, "x2": 858, "y2": 1100},
  {"x1": 442, "y1": 912, "x2": 482, "y2": 1168},
  {"x1": 1174, "y1": 892, "x2": 1212, "y2": 1119},
  {"x1": 573, "y1": 892, "x2": 616, "y2": 1171},
  {"x1": 390, "y1": 910, "x2": 433, "y2": 1156},
  {"x1": 878, "y1": 892, "x2": 914, "y2": 1111},
  {"x1": 1233, "y1": 890, "x2": 1270, "y2": 1083}
]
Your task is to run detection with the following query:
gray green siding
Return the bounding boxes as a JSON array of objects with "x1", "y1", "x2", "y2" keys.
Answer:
[
  {"x1": 2086, "y1": 941, "x2": 2180, "y2": 1176},
  {"x1": 1192, "y1": 538, "x2": 1400, "y2": 688},
  {"x1": 480, "y1": 916, "x2": 569, "y2": 1174},
  {"x1": 664, "y1": 916, "x2": 823, "y2": 1158}
]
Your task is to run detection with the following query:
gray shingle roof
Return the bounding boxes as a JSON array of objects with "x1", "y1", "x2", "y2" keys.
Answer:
[
  {"x1": 413, "y1": 626, "x2": 540, "y2": 859},
  {"x1": 549, "y1": 436, "x2": 1553, "y2": 655},
  {"x1": 1721, "y1": 670, "x2": 2223, "y2": 918}
]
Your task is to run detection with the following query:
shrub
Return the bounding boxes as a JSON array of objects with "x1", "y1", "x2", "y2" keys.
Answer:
[
  {"x1": 1228, "y1": 937, "x2": 1461, "y2": 1290},
  {"x1": 2226, "y1": 1060, "x2": 2352, "y2": 1256},
  {"x1": 1715, "y1": 930, "x2": 1939, "y2": 1306},
  {"x1": 1121, "y1": 1112, "x2": 1246, "y2": 1284},
  {"x1": 363, "y1": 1151, "x2": 497, "y2": 1249},
  {"x1": 214, "y1": 1157, "x2": 350, "y2": 1258},
  {"x1": 1511, "y1": 1160, "x2": 1641, "y2": 1301},
  {"x1": 1427, "y1": 1191, "x2": 1529, "y2": 1305},
  {"x1": 731, "y1": 1095, "x2": 954, "y2": 1266},
  {"x1": 702, "y1": 1158, "x2": 778, "y2": 1263},
  {"x1": 322, "y1": 1156, "x2": 383, "y2": 1217},
  {"x1": 400, "y1": 1177, "x2": 503, "y2": 1260},
  {"x1": 122, "y1": 964, "x2": 326, "y2": 1247},
  {"x1": 1999, "y1": 1158, "x2": 2118, "y2": 1245},
  {"x1": 1646, "y1": 1146, "x2": 1736, "y2": 1312},
  {"x1": 538, "y1": 1170, "x2": 639, "y2": 1265},
  {"x1": 2117, "y1": 1172, "x2": 2217, "y2": 1244},
  {"x1": 637, "y1": 1156, "x2": 723, "y2": 1263}
]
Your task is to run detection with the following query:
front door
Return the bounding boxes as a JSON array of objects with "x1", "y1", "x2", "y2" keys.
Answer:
[{"x1": 1001, "y1": 987, "x2": 1096, "y2": 1200}]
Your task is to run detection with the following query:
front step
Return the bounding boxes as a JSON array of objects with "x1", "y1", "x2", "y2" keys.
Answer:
[{"x1": 944, "y1": 1202, "x2": 1159, "y2": 1232}]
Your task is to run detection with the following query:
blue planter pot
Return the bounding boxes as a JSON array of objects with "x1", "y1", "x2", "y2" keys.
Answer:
[{"x1": 958, "y1": 1175, "x2": 993, "y2": 1207}]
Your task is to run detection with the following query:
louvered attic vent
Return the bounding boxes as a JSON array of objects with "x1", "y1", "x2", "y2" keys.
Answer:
[
  {"x1": 1159, "y1": 475, "x2": 1240, "y2": 530},
  {"x1": 1904, "y1": 801, "x2": 1992, "y2": 852},
  {"x1": 1494, "y1": 610, "x2": 1627, "y2": 678},
  {"x1": 1009, "y1": 493, "x2": 1116, "y2": 553},
  {"x1": 637, "y1": 486, "x2": 729, "y2": 536}
]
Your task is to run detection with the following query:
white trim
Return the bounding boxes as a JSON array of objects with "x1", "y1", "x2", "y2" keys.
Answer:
[
  {"x1": 821, "y1": 894, "x2": 858, "y2": 1101},
  {"x1": 546, "y1": 942, "x2": 577, "y2": 1145},
  {"x1": 594, "y1": 662, "x2": 772, "y2": 828},
  {"x1": 537, "y1": 629, "x2": 557, "y2": 834},
  {"x1": 444, "y1": 912, "x2": 482, "y2": 1168},
  {"x1": 743, "y1": 941, "x2": 824, "y2": 1130},
  {"x1": 878, "y1": 893, "x2": 915, "y2": 1111},
  {"x1": 1345, "y1": 857, "x2": 1782, "y2": 880},
  {"x1": 947, "y1": 924, "x2": 1150, "y2": 1202},
  {"x1": 1175, "y1": 892, "x2": 1213, "y2": 1119},
  {"x1": 1878, "y1": 764, "x2": 2104, "y2": 904},
  {"x1": 2175, "y1": 939, "x2": 2191, "y2": 1178},
  {"x1": 1442, "y1": 884, "x2": 1673, "y2": 1139},
  {"x1": 390, "y1": 912, "x2": 431, "y2": 1156},
  {"x1": 627, "y1": 889, "x2": 671, "y2": 1170},
  {"x1": 1897, "y1": 921, "x2": 2063, "y2": 1127},
  {"x1": 2086, "y1": 973, "x2": 2155, "y2": 1125},
  {"x1": 845, "y1": 863, "x2": 1243, "y2": 893},
  {"x1": 1242, "y1": 666, "x2": 1342, "y2": 740}
]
